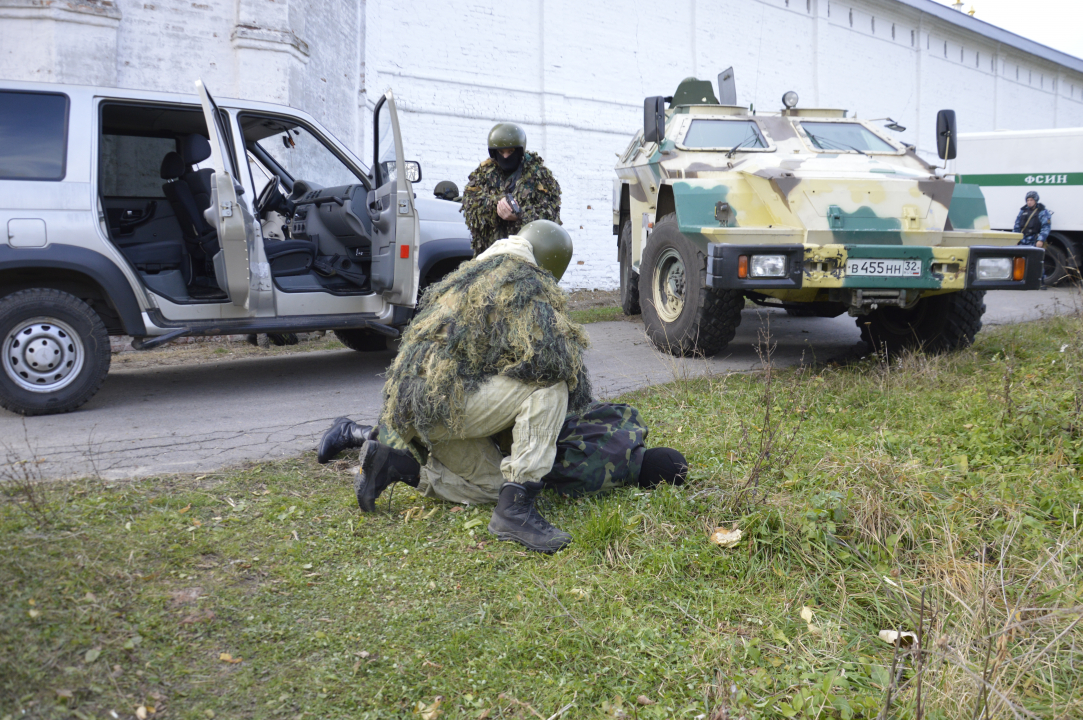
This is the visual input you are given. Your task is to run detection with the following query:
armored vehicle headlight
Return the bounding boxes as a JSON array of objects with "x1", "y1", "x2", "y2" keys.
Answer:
[
  {"x1": 975, "y1": 257, "x2": 1012, "y2": 281},
  {"x1": 750, "y1": 254, "x2": 788, "y2": 278},
  {"x1": 782, "y1": 91, "x2": 799, "y2": 109}
]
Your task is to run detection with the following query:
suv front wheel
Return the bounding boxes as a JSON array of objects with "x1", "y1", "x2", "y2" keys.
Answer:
[{"x1": 0, "y1": 289, "x2": 112, "y2": 416}]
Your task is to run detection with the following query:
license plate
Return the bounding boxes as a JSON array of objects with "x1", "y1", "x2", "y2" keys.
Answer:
[{"x1": 846, "y1": 259, "x2": 922, "y2": 277}]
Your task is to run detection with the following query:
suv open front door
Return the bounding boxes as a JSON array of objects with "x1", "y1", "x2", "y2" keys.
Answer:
[
  {"x1": 196, "y1": 79, "x2": 256, "y2": 309},
  {"x1": 370, "y1": 90, "x2": 420, "y2": 307}
]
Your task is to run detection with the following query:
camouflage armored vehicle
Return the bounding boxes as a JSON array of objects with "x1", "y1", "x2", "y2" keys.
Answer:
[{"x1": 613, "y1": 73, "x2": 1043, "y2": 357}]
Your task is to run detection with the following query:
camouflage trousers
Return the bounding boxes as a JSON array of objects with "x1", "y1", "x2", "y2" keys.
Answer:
[
  {"x1": 382, "y1": 376, "x2": 568, "y2": 505},
  {"x1": 382, "y1": 398, "x2": 648, "y2": 504}
]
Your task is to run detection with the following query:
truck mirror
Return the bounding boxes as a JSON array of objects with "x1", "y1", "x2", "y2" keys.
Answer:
[
  {"x1": 404, "y1": 160, "x2": 422, "y2": 184},
  {"x1": 717, "y1": 67, "x2": 737, "y2": 105},
  {"x1": 936, "y1": 109, "x2": 957, "y2": 160},
  {"x1": 643, "y1": 96, "x2": 666, "y2": 144}
]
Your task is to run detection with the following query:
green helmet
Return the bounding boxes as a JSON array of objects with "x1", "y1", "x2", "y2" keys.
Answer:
[
  {"x1": 519, "y1": 220, "x2": 572, "y2": 280},
  {"x1": 487, "y1": 122, "x2": 527, "y2": 151}
]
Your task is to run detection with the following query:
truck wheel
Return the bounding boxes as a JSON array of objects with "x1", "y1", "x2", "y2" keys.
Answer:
[
  {"x1": 0, "y1": 289, "x2": 111, "y2": 416},
  {"x1": 1048, "y1": 233, "x2": 1080, "y2": 284},
  {"x1": 618, "y1": 219, "x2": 640, "y2": 315},
  {"x1": 638, "y1": 214, "x2": 743, "y2": 356},
  {"x1": 859, "y1": 290, "x2": 986, "y2": 356},
  {"x1": 334, "y1": 329, "x2": 390, "y2": 352},
  {"x1": 1042, "y1": 244, "x2": 1071, "y2": 286}
]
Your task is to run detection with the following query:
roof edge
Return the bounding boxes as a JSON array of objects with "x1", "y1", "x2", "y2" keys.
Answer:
[{"x1": 894, "y1": 0, "x2": 1083, "y2": 74}]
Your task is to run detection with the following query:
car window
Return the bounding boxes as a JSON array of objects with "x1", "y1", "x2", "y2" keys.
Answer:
[
  {"x1": 242, "y1": 116, "x2": 364, "y2": 188},
  {"x1": 0, "y1": 91, "x2": 69, "y2": 180},
  {"x1": 680, "y1": 120, "x2": 766, "y2": 150},
  {"x1": 800, "y1": 122, "x2": 897, "y2": 153},
  {"x1": 99, "y1": 134, "x2": 175, "y2": 197}
]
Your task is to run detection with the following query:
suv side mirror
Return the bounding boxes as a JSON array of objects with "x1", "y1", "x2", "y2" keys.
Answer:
[
  {"x1": 643, "y1": 96, "x2": 666, "y2": 144},
  {"x1": 380, "y1": 160, "x2": 422, "y2": 184},
  {"x1": 936, "y1": 109, "x2": 957, "y2": 160}
]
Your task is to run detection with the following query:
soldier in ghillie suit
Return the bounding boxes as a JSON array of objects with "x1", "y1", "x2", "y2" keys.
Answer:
[
  {"x1": 318, "y1": 402, "x2": 689, "y2": 498},
  {"x1": 357, "y1": 220, "x2": 587, "y2": 553},
  {"x1": 460, "y1": 122, "x2": 562, "y2": 256}
]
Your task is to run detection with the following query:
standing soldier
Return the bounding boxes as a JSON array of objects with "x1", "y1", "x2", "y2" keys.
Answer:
[
  {"x1": 1014, "y1": 190, "x2": 1053, "y2": 250},
  {"x1": 460, "y1": 122, "x2": 562, "y2": 256},
  {"x1": 1014, "y1": 190, "x2": 1054, "y2": 287}
]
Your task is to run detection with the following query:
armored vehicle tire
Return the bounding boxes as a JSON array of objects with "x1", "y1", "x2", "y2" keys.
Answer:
[
  {"x1": 1042, "y1": 242, "x2": 1075, "y2": 286},
  {"x1": 638, "y1": 214, "x2": 743, "y2": 357},
  {"x1": 0, "y1": 289, "x2": 112, "y2": 416},
  {"x1": 859, "y1": 289, "x2": 986, "y2": 356},
  {"x1": 1048, "y1": 233, "x2": 1080, "y2": 285},
  {"x1": 334, "y1": 329, "x2": 390, "y2": 352},
  {"x1": 618, "y1": 219, "x2": 641, "y2": 315}
]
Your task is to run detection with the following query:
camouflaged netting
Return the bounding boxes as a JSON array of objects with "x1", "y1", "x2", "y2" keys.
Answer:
[
  {"x1": 461, "y1": 151, "x2": 562, "y2": 255},
  {"x1": 543, "y1": 402, "x2": 648, "y2": 498},
  {"x1": 379, "y1": 252, "x2": 591, "y2": 439}
]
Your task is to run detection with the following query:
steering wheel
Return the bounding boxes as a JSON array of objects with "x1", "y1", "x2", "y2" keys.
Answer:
[{"x1": 257, "y1": 175, "x2": 284, "y2": 216}]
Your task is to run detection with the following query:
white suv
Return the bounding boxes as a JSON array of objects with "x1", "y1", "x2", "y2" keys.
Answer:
[{"x1": 0, "y1": 80, "x2": 473, "y2": 415}]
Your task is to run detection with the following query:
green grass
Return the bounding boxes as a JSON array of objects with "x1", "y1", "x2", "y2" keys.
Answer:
[
  {"x1": 569, "y1": 306, "x2": 624, "y2": 324},
  {"x1": 3, "y1": 315, "x2": 1083, "y2": 719}
]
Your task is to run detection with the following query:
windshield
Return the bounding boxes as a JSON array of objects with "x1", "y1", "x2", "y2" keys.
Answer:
[
  {"x1": 240, "y1": 114, "x2": 365, "y2": 188},
  {"x1": 680, "y1": 120, "x2": 767, "y2": 150},
  {"x1": 800, "y1": 122, "x2": 897, "y2": 153}
]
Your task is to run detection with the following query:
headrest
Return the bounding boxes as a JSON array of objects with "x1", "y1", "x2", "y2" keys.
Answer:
[
  {"x1": 181, "y1": 134, "x2": 212, "y2": 165},
  {"x1": 160, "y1": 151, "x2": 184, "y2": 180}
]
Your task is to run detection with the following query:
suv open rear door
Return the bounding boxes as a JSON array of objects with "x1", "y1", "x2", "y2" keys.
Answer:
[
  {"x1": 196, "y1": 79, "x2": 256, "y2": 309},
  {"x1": 369, "y1": 90, "x2": 420, "y2": 307}
]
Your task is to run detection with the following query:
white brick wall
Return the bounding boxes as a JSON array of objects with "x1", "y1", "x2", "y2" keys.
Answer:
[{"x1": 2, "y1": 0, "x2": 1081, "y2": 289}]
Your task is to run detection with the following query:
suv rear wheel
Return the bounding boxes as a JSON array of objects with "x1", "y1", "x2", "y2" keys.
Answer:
[
  {"x1": 0, "y1": 289, "x2": 111, "y2": 416},
  {"x1": 334, "y1": 329, "x2": 390, "y2": 352},
  {"x1": 638, "y1": 214, "x2": 743, "y2": 357}
]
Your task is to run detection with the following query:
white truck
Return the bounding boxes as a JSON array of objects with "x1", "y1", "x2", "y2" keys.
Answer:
[{"x1": 955, "y1": 128, "x2": 1083, "y2": 285}]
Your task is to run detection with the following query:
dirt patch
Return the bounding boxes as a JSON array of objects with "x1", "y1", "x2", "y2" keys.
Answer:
[{"x1": 566, "y1": 288, "x2": 620, "y2": 311}]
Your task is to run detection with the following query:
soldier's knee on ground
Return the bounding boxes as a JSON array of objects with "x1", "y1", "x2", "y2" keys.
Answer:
[{"x1": 638, "y1": 447, "x2": 689, "y2": 488}]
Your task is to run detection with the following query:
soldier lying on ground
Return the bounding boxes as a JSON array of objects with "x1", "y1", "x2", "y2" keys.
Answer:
[
  {"x1": 460, "y1": 122, "x2": 562, "y2": 256},
  {"x1": 317, "y1": 402, "x2": 689, "y2": 499},
  {"x1": 325, "y1": 220, "x2": 686, "y2": 553}
]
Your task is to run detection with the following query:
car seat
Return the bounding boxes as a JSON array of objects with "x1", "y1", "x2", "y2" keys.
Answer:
[{"x1": 161, "y1": 147, "x2": 219, "y2": 260}]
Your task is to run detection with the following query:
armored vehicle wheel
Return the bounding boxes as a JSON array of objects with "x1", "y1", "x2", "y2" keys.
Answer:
[
  {"x1": 0, "y1": 289, "x2": 111, "y2": 416},
  {"x1": 638, "y1": 215, "x2": 743, "y2": 357},
  {"x1": 334, "y1": 329, "x2": 390, "y2": 352},
  {"x1": 1047, "y1": 233, "x2": 1080, "y2": 285},
  {"x1": 618, "y1": 219, "x2": 641, "y2": 315},
  {"x1": 859, "y1": 290, "x2": 986, "y2": 356}
]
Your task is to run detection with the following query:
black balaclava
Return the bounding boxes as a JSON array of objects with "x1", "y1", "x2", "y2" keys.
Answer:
[
  {"x1": 638, "y1": 447, "x2": 689, "y2": 488},
  {"x1": 490, "y1": 147, "x2": 524, "y2": 174}
]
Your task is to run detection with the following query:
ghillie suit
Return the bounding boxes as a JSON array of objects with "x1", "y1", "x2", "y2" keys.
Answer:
[
  {"x1": 460, "y1": 151, "x2": 562, "y2": 256},
  {"x1": 380, "y1": 242, "x2": 590, "y2": 444}
]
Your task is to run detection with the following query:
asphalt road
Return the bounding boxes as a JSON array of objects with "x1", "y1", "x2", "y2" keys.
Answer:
[{"x1": 2, "y1": 289, "x2": 1078, "y2": 481}]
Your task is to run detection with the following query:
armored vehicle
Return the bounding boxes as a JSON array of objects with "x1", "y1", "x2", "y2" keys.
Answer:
[
  {"x1": 613, "y1": 73, "x2": 1042, "y2": 357},
  {"x1": 0, "y1": 79, "x2": 473, "y2": 415}
]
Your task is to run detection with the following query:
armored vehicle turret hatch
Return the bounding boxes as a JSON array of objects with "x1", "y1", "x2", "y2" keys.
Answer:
[{"x1": 614, "y1": 74, "x2": 1042, "y2": 357}]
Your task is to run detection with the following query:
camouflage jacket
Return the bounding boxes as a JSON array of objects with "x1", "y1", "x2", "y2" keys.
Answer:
[
  {"x1": 1014, "y1": 203, "x2": 1053, "y2": 245},
  {"x1": 542, "y1": 402, "x2": 648, "y2": 498},
  {"x1": 460, "y1": 151, "x2": 562, "y2": 255},
  {"x1": 380, "y1": 239, "x2": 591, "y2": 439}
]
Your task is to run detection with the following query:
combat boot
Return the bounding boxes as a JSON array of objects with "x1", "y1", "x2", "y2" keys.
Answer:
[
  {"x1": 355, "y1": 440, "x2": 421, "y2": 512},
  {"x1": 488, "y1": 481, "x2": 571, "y2": 553},
  {"x1": 317, "y1": 418, "x2": 375, "y2": 464}
]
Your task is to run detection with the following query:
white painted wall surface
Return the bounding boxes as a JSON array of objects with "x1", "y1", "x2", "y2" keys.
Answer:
[{"x1": 3, "y1": 0, "x2": 1082, "y2": 289}]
